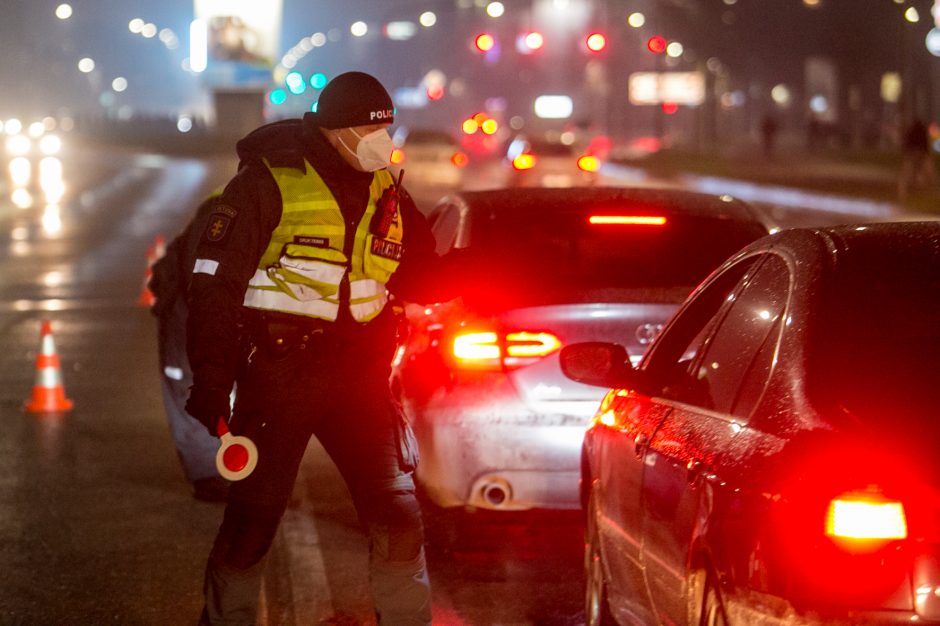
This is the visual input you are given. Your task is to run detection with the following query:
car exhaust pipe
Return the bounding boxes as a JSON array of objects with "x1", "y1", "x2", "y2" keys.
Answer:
[{"x1": 480, "y1": 479, "x2": 511, "y2": 508}]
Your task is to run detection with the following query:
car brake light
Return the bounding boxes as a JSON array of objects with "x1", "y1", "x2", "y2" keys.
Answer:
[
  {"x1": 589, "y1": 215, "x2": 667, "y2": 226},
  {"x1": 452, "y1": 330, "x2": 561, "y2": 370},
  {"x1": 451, "y1": 151, "x2": 469, "y2": 168},
  {"x1": 512, "y1": 153, "x2": 537, "y2": 170},
  {"x1": 577, "y1": 155, "x2": 601, "y2": 172},
  {"x1": 825, "y1": 493, "x2": 908, "y2": 540},
  {"x1": 453, "y1": 332, "x2": 500, "y2": 361},
  {"x1": 504, "y1": 332, "x2": 561, "y2": 357},
  {"x1": 390, "y1": 148, "x2": 405, "y2": 165}
]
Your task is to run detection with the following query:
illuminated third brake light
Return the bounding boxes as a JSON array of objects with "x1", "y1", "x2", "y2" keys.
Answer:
[
  {"x1": 825, "y1": 497, "x2": 908, "y2": 540},
  {"x1": 589, "y1": 215, "x2": 667, "y2": 225}
]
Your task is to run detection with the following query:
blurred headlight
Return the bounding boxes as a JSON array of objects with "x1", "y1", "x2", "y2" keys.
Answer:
[
  {"x1": 39, "y1": 134, "x2": 61, "y2": 155},
  {"x1": 6, "y1": 134, "x2": 31, "y2": 156},
  {"x1": 9, "y1": 156, "x2": 31, "y2": 187}
]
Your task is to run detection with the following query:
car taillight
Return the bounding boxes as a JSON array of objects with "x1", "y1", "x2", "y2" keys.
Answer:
[
  {"x1": 577, "y1": 155, "x2": 601, "y2": 172},
  {"x1": 512, "y1": 153, "x2": 537, "y2": 170},
  {"x1": 390, "y1": 148, "x2": 405, "y2": 165},
  {"x1": 825, "y1": 493, "x2": 908, "y2": 540},
  {"x1": 451, "y1": 151, "x2": 469, "y2": 168},
  {"x1": 452, "y1": 330, "x2": 561, "y2": 370},
  {"x1": 589, "y1": 215, "x2": 667, "y2": 226}
]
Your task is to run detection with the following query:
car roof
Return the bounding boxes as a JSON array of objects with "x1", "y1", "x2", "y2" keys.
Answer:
[
  {"x1": 737, "y1": 220, "x2": 940, "y2": 263},
  {"x1": 434, "y1": 186, "x2": 768, "y2": 225}
]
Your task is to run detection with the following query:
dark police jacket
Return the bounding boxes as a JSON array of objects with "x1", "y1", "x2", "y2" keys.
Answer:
[{"x1": 186, "y1": 113, "x2": 453, "y2": 395}]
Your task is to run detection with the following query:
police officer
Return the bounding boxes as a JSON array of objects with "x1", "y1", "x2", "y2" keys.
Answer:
[{"x1": 184, "y1": 71, "x2": 449, "y2": 625}]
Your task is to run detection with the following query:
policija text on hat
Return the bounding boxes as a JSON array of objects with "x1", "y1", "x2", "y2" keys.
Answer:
[{"x1": 183, "y1": 71, "x2": 462, "y2": 626}]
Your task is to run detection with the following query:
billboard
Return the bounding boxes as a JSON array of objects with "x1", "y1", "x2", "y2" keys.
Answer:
[
  {"x1": 628, "y1": 72, "x2": 705, "y2": 106},
  {"x1": 192, "y1": 0, "x2": 282, "y2": 86}
]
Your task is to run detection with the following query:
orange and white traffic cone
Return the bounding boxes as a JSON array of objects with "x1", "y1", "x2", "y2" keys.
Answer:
[
  {"x1": 137, "y1": 234, "x2": 166, "y2": 307},
  {"x1": 24, "y1": 320, "x2": 74, "y2": 413}
]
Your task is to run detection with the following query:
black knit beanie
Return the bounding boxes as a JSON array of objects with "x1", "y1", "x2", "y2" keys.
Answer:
[{"x1": 314, "y1": 71, "x2": 395, "y2": 129}]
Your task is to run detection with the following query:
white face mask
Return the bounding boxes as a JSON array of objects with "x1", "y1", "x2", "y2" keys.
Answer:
[{"x1": 338, "y1": 128, "x2": 394, "y2": 172}]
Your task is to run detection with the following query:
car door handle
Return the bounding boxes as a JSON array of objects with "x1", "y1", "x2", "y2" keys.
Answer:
[{"x1": 634, "y1": 433, "x2": 649, "y2": 459}]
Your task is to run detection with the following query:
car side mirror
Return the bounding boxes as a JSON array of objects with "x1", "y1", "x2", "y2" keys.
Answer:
[{"x1": 560, "y1": 342, "x2": 636, "y2": 389}]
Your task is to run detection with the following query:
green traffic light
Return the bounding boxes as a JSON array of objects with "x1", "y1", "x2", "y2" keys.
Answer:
[
  {"x1": 310, "y1": 72, "x2": 328, "y2": 89},
  {"x1": 269, "y1": 89, "x2": 287, "y2": 105},
  {"x1": 286, "y1": 71, "x2": 306, "y2": 95}
]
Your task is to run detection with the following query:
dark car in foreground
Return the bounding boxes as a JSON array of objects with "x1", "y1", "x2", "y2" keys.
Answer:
[
  {"x1": 562, "y1": 222, "x2": 940, "y2": 625},
  {"x1": 391, "y1": 187, "x2": 778, "y2": 511}
]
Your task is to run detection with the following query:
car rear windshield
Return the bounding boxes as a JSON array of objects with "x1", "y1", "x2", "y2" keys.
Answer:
[
  {"x1": 460, "y1": 207, "x2": 766, "y2": 304},
  {"x1": 811, "y1": 244, "x2": 940, "y2": 433}
]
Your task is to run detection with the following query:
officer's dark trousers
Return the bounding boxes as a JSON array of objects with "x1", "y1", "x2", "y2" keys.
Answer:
[{"x1": 200, "y1": 334, "x2": 430, "y2": 626}]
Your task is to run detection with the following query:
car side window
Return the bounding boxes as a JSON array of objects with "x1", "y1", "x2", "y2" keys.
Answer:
[
  {"x1": 430, "y1": 204, "x2": 459, "y2": 254},
  {"x1": 689, "y1": 255, "x2": 789, "y2": 416},
  {"x1": 643, "y1": 257, "x2": 762, "y2": 399}
]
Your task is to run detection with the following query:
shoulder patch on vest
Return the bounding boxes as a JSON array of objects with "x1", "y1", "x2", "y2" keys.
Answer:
[{"x1": 204, "y1": 205, "x2": 237, "y2": 243}]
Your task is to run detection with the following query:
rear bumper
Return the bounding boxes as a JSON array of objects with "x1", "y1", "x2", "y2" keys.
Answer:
[{"x1": 411, "y1": 410, "x2": 589, "y2": 511}]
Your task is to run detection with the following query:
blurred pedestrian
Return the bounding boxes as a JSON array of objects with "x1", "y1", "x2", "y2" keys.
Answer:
[
  {"x1": 898, "y1": 118, "x2": 936, "y2": 201},
  {"x1": 149, "y1": 193, "x2": 231, "y2": 502},
  {"x1": 184, "y1": 71, "x2": 461, "y2": 626}
]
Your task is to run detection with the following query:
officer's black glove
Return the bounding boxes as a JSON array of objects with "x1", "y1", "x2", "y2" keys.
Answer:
[{"x1": 185, "y1": 386, "x2": 231, "y2": 437}]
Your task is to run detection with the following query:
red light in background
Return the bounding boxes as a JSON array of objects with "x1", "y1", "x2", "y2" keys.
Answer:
[
  {"x1": 427, "y1": 84, "x2": 444, "y2": 101},
  {"x1": 474, "y1": 33, "x2": 495, "y2": 52},
  {"x1": 451, "y1": 152, "x2": 469, "y2": 168},
  {"x1": 586, "y1": 32, "x2": 607, "y2": 52},
  {"x1": 647, "y1": 35, "x2": 667, "y2": 54},
  {"x1": 662, "y1": 102, "x2": 679, "y2": 115}
]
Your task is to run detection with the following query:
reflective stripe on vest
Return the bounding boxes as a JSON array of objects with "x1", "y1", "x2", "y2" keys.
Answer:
[{"x1": 243, "y1": 159, "x2": 402, "y2": 322}]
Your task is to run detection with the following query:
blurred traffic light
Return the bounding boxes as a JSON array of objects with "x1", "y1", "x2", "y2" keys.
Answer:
[
  {"x1": 517, "y1": 31, "x2": 544, "y2": 54},
  {"x1": 427, "y1": 84, "x2": 445, "y2": 101},
  {"x1": 474, "y1": 33, "x2": 496, "y2": 52},
  {"x1": 585, "y1": 33, "x2": 607, "y2": 52},
  {"x1": 285, "y1": 71, "x2": 306, "y2": 95},
  {"x1": 310, "y1": 72, "x2": 328, "y2": 89},
  {"x1": 647, "y1": 35, "x2": 667, "y2": 54}
]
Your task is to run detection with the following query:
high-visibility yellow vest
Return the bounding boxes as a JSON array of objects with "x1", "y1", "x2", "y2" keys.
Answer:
[{"x1": 242, "y1": 159, "x2": 403, "y2": 322}]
